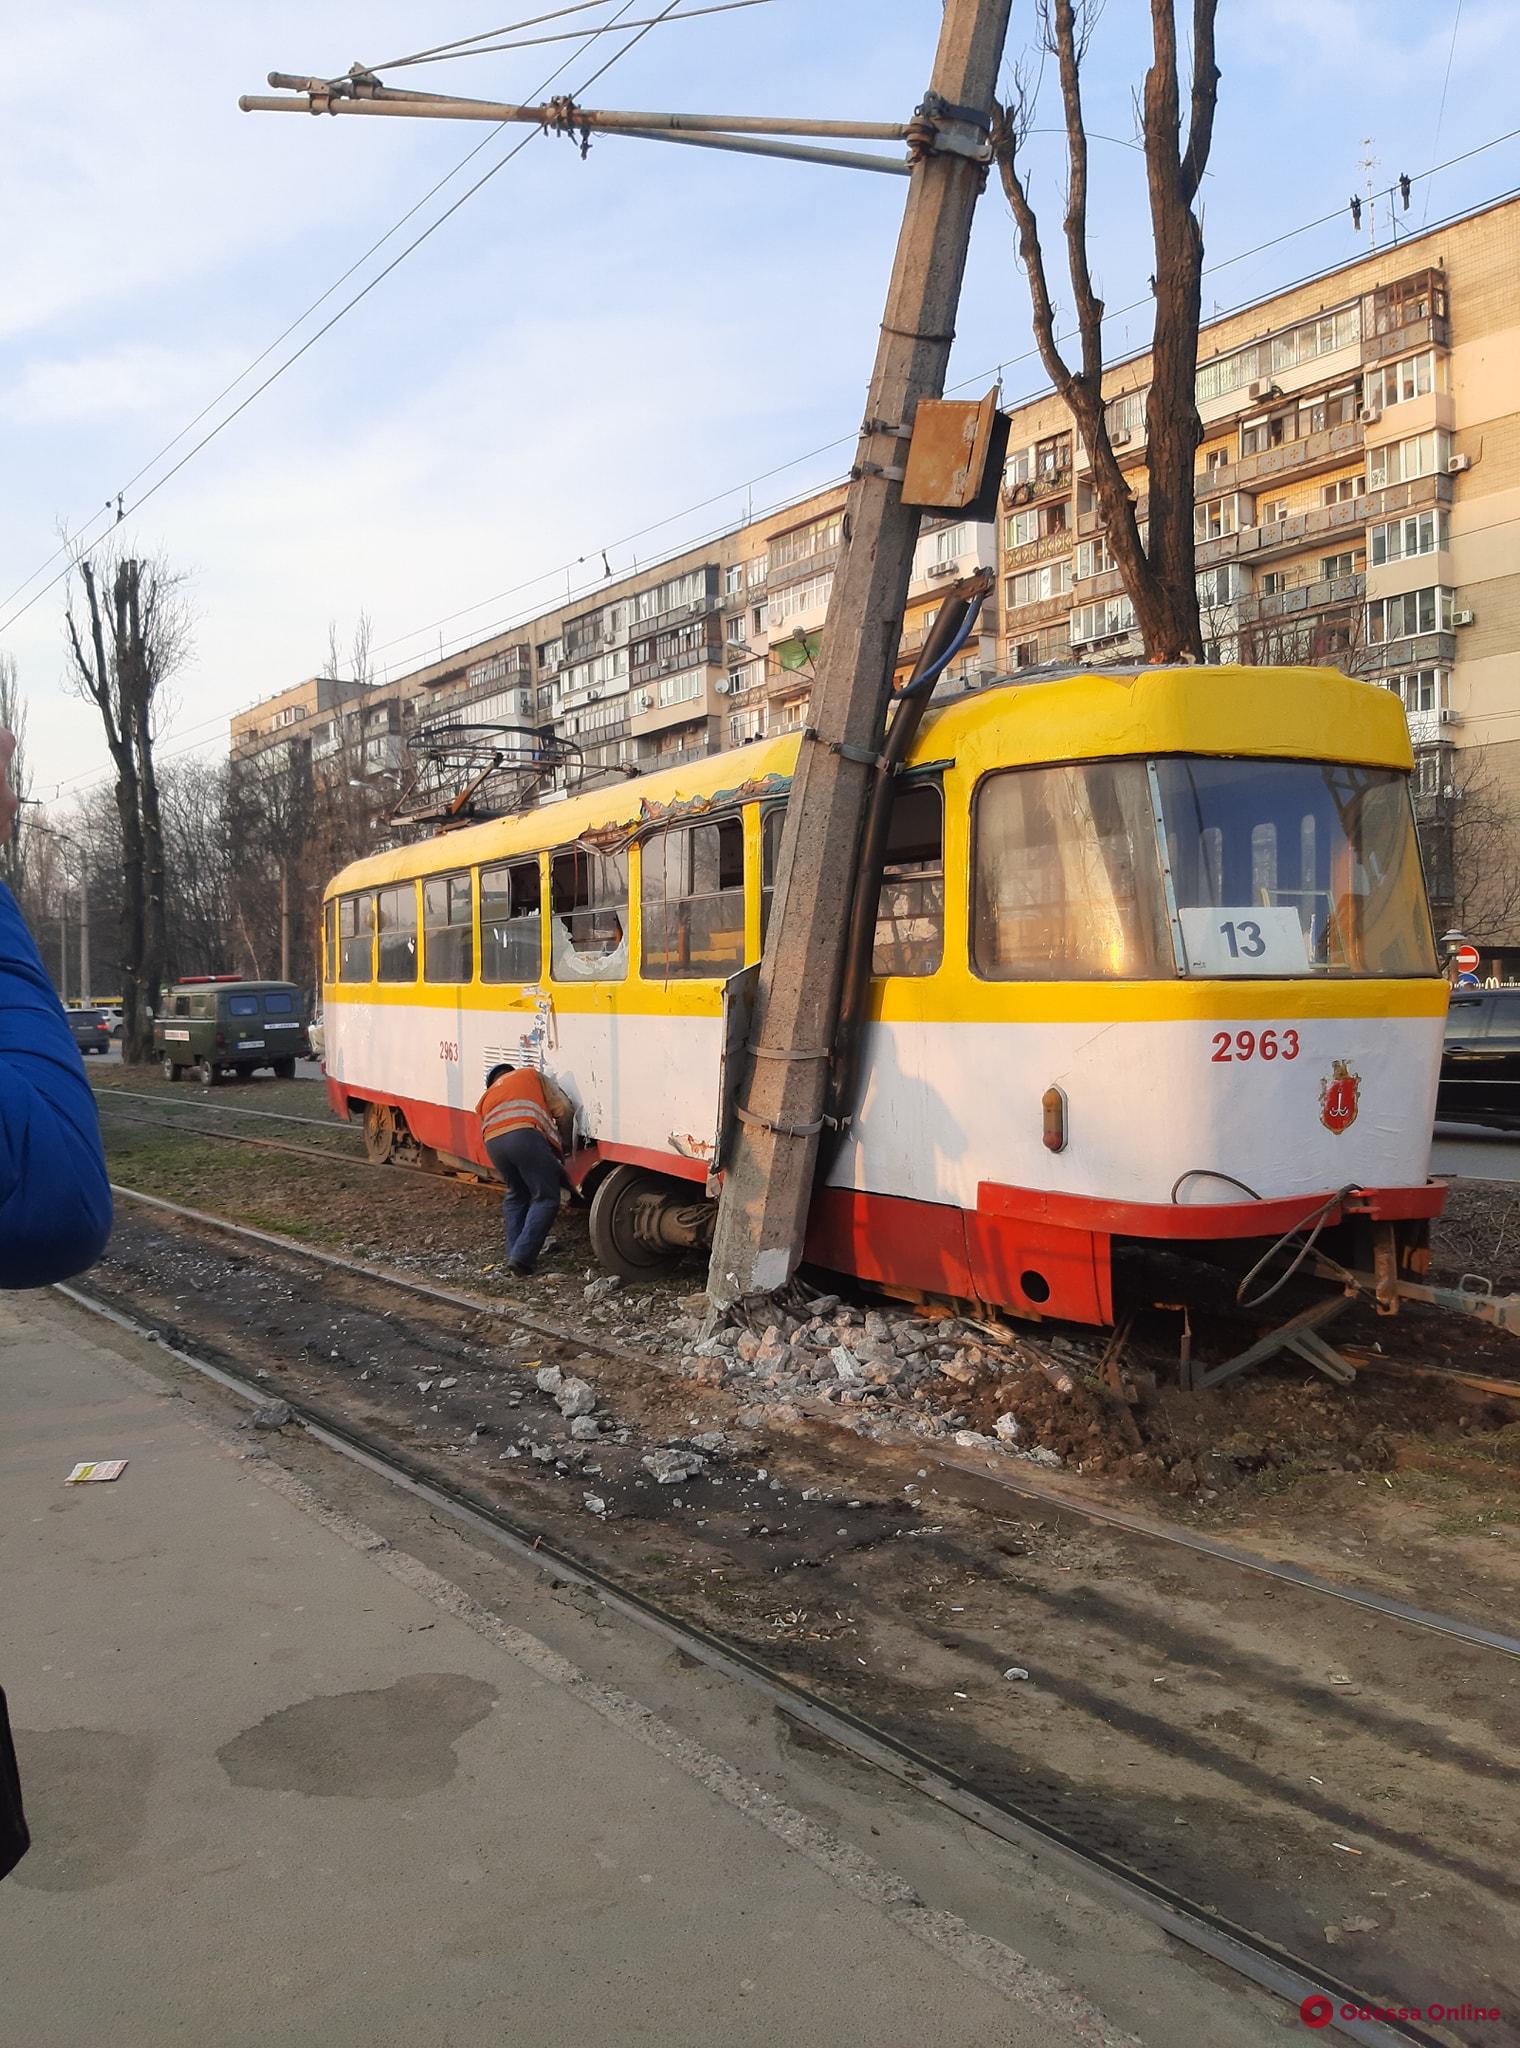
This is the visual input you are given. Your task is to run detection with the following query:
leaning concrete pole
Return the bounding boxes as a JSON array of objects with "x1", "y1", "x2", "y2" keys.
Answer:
[{"x1": 707, "y1": 0, "x2": 1012, "y2": 1307}]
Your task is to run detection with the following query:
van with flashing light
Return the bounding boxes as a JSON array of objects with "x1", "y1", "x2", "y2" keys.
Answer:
[{"x1": 154, "y1": 975, "x2": 310, "y2": 1084}]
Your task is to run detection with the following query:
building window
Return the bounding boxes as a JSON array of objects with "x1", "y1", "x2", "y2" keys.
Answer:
[
  {"x1": 1075, "y1": 536, "x2": 1117, "y2": 580},
  {"x1": 1260, "y1": 572, "x2": 1287, "y2": 597},
  {"x1": 549, "y1": 848, "x2": 627, "y2": 980},
  {"x1": 1194, "y1": 495, "x2": 1242, "y2": 543},
  {"x1": 377, "y1": 884, "x2": 418, "y2": 983},
  {"x1": 1204, "y1": 446, "x2": 1230, "y2": 476},
  {"x1": 1034, "y1": 433, "x2": 1071, "y2": 478},
  {"x1": 1366, "y1": 351, "x2": 1437, "y2": 410},
  {"x1": 1104, "y1": 391, "x2": 1146, "y2": 442},
  {"x1": 724, "y1": 564, "x2": 744, "y2": 595},
  {"x1": 423, "y1": 873, "x2": 473, "y2": 985},
  {"x1": 872, "y1": 782, "x2": 944, "y2": 977},
  {"x1": 1197, "y1": 564, "x2": 1248, "y2": 609},
  {"x1": 767, "y1": 514, "x2": 844, "y2": 577},
  {"x1": 1258, "y1": 496, "x2": 1290, "y2": 525},
  {"x1": 767, "y1": 571, "x2": 833, "y2": 631},
  {"x1": 338, "y1": 895, "x2": 374, "y2": 982},
  {"x1": 747, "y1": 554, "x2": 768, "y2": 589},
  {"x1": 1387, "y1": 669, "x2": 1447, "y2": 717},
  {"x1": 726, "y1": 614, "x2": 747, "y2": 644},
  {"x1": 1008, "y1": 559, "x2": 1072, "y2": 608},
  {"x1": 1365, "y1": 586, "x2": 1454, "y2": 644},
  {"x1": 931, "y1": 522, "x2": 968, "y2": 564},
  {"x1": 1070, "y1": 595, "x2": 1137, "y2": 644},
  {"x1": 1366, "y1": 430, "x2": 1451, "y2": 489},
  {"x1": 1414, "y1": 750, "x2": 1444, "y2": 798},
  {"x1": 1320, "y1": 551, "x2": 1359, "y2": 581},
  {"x1": 656, "y1": 668, "x2": 704, "y2": 707},
  {"x1": 1321, "y1": 476, "x2": 1362, "y2": 506},
  {"x1": 1369, "y1": 508, "x2": 1447, "y2": 565},
  {"x1": 640, "y1": 819, "x2": 746, "y2": 980},
  {"x1": 1006, "y1": 508, "x2": 1037, "y2": 549},
  {"x1": 480, "y1": 860, "x2": 542, "y2": 983},
  {"x1": 1196, "y1": 303, "x2": 1361, "y2": 404}
]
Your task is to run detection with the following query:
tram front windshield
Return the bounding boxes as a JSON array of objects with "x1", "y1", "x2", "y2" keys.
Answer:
[{"x1": 972, "y1": 756, "x2": 1437, "y2": 980}]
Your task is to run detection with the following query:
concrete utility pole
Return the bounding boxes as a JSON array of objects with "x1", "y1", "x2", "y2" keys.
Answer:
[{"x1": 706, "y1": 0, "x2": 1012, "y2": 1304}]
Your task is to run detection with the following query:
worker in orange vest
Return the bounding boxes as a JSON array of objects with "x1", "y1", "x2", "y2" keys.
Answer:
[{"x1": 476, "y1": 1062, "x2": 575, "y2": 1275}]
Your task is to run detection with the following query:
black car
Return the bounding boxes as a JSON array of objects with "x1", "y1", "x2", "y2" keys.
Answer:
[
  {"x1": 1436, "y1": 988, "x2": 1520, "y2": 1127},
  {"x1": 67, "y1": 1007, "x2": 114, "y2": 1056}
]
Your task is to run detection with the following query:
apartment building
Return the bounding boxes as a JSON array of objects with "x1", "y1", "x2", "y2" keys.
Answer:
[
  {"x1": 997, "y1": 191, "x2": 1520, "y2": 927},
  {"x1": 232, "y1": 191, "x2": 1519, "y2": 908}
]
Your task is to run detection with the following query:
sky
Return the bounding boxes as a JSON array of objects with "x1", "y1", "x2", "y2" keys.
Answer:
[{"x1": 1, "y1": 0, "x2": 1514, "y2": 805}]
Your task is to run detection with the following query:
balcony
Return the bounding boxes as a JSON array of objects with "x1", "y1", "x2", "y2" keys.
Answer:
[
  {"x1": 765, "y1": 539, "x2": 841, "y2": 590},
  {"x1": 1072, "y1": 565, "x2": 1127, "y2": 604},
  {"x1": 1003, "y1": 529, "x2": 1074, "y2": 569},
  {"x1": 1001, "y1": 590, "x2": 1074, "y2": 632},
  {"x1": 1233, "y1": 573, "x2": 1364, "y2": 628},
  {"x1": 1209, "y1": 419, "x2": 1365, "y2": 496},
  {"x1": 1364, "y1": 629, "x2": 1458, "y2": 674}
]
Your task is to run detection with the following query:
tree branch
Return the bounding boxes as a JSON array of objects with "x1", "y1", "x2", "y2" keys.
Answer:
[{"x1": 1180, "y1": 0, "x2": 1220, "y2": 203}]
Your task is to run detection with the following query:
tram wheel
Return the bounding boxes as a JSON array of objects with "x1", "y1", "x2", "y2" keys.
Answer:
[
  {"x1": 588, "y1": 1164, "x2": 713, "y2": 1282},
  {"x1": 363, "y1": 1101, "x2": 398, "y2": 1165}
]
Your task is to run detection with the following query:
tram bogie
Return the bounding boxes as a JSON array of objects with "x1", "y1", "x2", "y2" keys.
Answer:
[{"x1": 320, "y1": 664, "x2": 1446, "y2": 1324}]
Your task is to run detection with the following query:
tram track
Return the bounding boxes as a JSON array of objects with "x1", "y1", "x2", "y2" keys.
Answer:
[
  {"x1": 108, "y1": 1178, "x2": 1520, "y2": 1644},
  {"x1": 67, "y1": 1186, "x2": 1520, "y2": 2043},
  {"x1": 54, "y1": 1269, "x2": 1465, "y2": 2048}
]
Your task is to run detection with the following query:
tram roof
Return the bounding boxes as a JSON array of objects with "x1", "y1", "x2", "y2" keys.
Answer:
[{"x1": 326, "y1": 661, "x2": 1412, "y2": 896}]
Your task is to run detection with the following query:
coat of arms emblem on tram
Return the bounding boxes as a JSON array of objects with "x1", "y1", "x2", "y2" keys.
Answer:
[{"x1": 1319, "y1": 1060, "x2": 1361, "y2": 1136}]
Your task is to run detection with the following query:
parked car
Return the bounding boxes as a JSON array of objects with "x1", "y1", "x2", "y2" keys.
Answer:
[
  {"x1": 67, "y1": 1006, "x2": 114, "y2": 1056},
  {"x1": 154, "y1": 975, "x2": 311, "y2": 1084},
  {"x1": 1436, "y1": 987, "x2": 1520, "y2": 1127},
  {"x1": 308, "y1": 1009, "x2": 324, "y2": 1063}
]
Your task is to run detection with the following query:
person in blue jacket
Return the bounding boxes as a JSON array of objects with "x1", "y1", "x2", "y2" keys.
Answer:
[
  {"x1": 0, "y1": 723, "x2": 112, "y2": 1883},
  {"x1": 0, "y1": 728, "x2": 112, "y2": 1287}
]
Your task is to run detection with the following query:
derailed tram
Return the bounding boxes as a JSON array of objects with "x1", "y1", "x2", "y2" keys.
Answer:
[{"x1": 321, "y1": 663, "x2": 1446, "y2": 1326}]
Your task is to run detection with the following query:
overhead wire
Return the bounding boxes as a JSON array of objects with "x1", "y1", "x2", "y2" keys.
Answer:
[
  {"x1": 1424, "y1": 0, "x2": 1465, "y2": 225},
  {"x1": 370, "y1": 0, "x2": 772, "y2": 72},
  {"x1": 0, "y1": 0, "x2": 689, "y2": 649},
  {"x1": 10, "y1": 88, "x2": 1520, "y2": 776}
]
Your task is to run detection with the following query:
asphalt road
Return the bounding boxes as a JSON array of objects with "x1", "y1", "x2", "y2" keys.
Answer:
[
  {"x1": 1430, "y1": 1119, "x2": 1520, "y2": 1184},
  {"x1": 89, "y1": 1042, "x2": 325, "y2": 1083}
]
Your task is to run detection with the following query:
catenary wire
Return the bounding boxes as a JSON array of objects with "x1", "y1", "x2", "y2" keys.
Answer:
[
  {"x1": 0, "y1": 0, "x2": 681, "y2": 649},
  {"x1": 5, "y1": 91, "x2": 1518, "y2": 658},
  {"x1": 371, "y1": 0, "x2": 772, "y2": 71},
  {"x1": 13, "y1": 125, "x2": 1520, "y2": 800},
  {"x1": 367, "y1": 0, "x2": 662, "y2": 76},
  {"x1": 36, "y1": 165, "x2": 1520, "y2": 804}
]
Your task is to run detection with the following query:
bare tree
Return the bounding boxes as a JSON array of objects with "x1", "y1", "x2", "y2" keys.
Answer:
[
  {"x1": 0, "y1": 652, "x2": 27, "y2": 894},
  {"x1": 993, "y1": 0, "x2": 1220, "y2": 661},
  {"x1": 1427, "y1": 749, "x2": 1520, "y2": 945},
  {"x1": 64, "y1": 547, "x2": 192, "y2": 1061}
]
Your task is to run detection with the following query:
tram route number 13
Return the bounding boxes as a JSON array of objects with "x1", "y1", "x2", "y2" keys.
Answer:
[{"x1": 1211, "y1": 1028, "x2": 1300, "y2": 1063}]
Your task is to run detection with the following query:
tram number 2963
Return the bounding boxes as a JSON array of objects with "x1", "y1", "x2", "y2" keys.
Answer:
[
  {"x1": 1211, "y1": 1028, "x2": 1300, "y2": 1064},
  {"x1": 439, "y1": 1039, "x2": 460, "y2": 1064}
]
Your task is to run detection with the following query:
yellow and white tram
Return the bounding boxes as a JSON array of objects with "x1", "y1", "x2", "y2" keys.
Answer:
[{"x1": 321, "y1": 663, "x2": 1446, "y2": 1324}]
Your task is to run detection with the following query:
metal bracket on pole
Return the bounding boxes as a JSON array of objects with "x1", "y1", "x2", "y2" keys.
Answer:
[
  {"x1": 735, "y1": 1106, "x2": 825, "y2": 1138},
  {"x1": 849, "y1": 461, "x2": 906, "y2": 482}
]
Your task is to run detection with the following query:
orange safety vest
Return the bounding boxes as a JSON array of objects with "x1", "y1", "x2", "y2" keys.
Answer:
[{"x1": 477, "y1": 1069, "x2": 563, "y2": 1153}]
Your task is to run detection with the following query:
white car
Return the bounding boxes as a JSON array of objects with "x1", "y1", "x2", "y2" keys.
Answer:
[{"x1": 307, "y1": 1010, "x2": 325, "y2": 1062}]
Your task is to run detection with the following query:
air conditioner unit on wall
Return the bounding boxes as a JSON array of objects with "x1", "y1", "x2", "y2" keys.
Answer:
[
  {"x1": 1439, "y1": 707, "x2": 1462, "y2": 725},
  {"x1": 1247, "y1": 380, "x2": 1281, "y2": 402},
  {"x1": 1447, "y1": 452, "x2": 1471, "y2": 474},
  {"x1": 1453, "y1": 608, "x2": 1475, "y2": 627},
  {"x1": 1358, "y1": 404, "x2": 1381, "y2": 425},
  {"x1": 1111, "y1": 430, "x2": 1133, "y2": 448}
]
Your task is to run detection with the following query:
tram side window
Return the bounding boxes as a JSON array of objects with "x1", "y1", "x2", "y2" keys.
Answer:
[
  {"x1": 324, "y1": 901, "x2": 336, "y2": 983},
  {"x1": 873, "y1": 782, "x2": 943, "y2": 977},
  {"x1": 972, "y1": 763, "x2": 1172, "y2": 980},
  {"x1": 338, "y1": 894, "x2": 375, "y2": 982},
  {"x1": 377, "y1": 883, "x2": 419, "y2": 983},
  {"x1": 423, "y1": 873, "x2": 473, "y2": 984},
  {"x1": 549, "y1": 848, "x2": 628, "y2": 981},
  {"x1": 641, "y1": 819, "x2": 746, "y2": 980},
  {"x1": 758, "y1": 805, "x2": 786, "y2": 943},
  {"x1": 481, "y1": 859, "x2": 543, "y2": 983}
]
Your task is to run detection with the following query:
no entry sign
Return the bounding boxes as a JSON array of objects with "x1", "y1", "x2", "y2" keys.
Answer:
[{"x1": 1454, "y1": 944, "x2": 1481, "y2": 975}]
